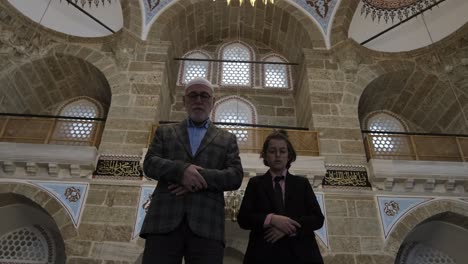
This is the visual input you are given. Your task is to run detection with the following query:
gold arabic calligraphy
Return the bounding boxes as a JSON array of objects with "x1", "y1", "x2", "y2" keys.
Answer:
[
  {"x1": 324, "y1": 170, "x2": 369, "y2": 187},
  {"x1": 96, "y1": 160, "x2": 142, "y2": 177}
]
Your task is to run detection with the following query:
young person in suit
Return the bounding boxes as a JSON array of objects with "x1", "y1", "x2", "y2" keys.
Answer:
[
  {"x1": 140, "y1": 77, "x2": 244, "y2": 264},
  {"x1": 237, "y1": 130, "x2": 324, "y2": 264}
]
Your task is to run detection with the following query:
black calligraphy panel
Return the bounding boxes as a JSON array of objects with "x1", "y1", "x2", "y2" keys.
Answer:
[
  {"x1": 323, "y1": 168, "x2": 372, "y2": 189},
  {"x1": 93, "y1": 155, "x2": 143, "y2": 180}
]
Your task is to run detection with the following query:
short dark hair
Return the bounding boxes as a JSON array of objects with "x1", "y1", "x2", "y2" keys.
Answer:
[{"x1": 260, "y1": 130, "x2": 297, "y2": 169}]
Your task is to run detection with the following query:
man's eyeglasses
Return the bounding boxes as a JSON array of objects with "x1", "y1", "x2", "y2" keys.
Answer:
[{"x1": 186, "y1": 92, "x2": 212, "y2": 101}]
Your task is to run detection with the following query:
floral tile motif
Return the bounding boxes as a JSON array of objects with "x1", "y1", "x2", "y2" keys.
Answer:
[
  {"x1": 133, "y1": 185, "x2": 156, "y2": 239},
  {"x1": 291, "y1": 0, "x2": 340, "y2": 43},
  {"x1": 314, "y1": 192, "x2": 328, "y2": 247},
  {"x1": 376, "y1": 196, "x2": 432, "y2": 239},
  {"x1": 143, "y1": 0, "x2": 173, "y2": 26},
  {"x1": 31, "y1": 181, "x2": 89, "y2": 228}
]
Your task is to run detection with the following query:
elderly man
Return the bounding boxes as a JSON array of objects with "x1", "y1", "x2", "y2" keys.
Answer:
[{"x1": 140, "y1": 77, "x2": 244, "y2": 264}]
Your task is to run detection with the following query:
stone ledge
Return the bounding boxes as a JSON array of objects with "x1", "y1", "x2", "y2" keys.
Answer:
[
  {"x1": 369, "y1": 159, "x2": 468, "y2": 193},
  {"x1": 0, "y1": 142, "x2": 97, "y2": 179}
]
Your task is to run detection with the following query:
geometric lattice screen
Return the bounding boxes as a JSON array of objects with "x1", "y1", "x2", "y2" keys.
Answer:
[
  {"x1": 263, "y1": 56, "x2": 289, "y2": 89},
  {"x1": 221, "y1": 43, "x2": 251, "y2": 86},
  {"x1": 0, "y1": 226, "x2": 55, "y2": 264},
  {"x1": 52, "y1": 99, "x2": 99, "y2": 145},
  {"x1": 213, "y1": 98, "x2": 255, "y2": 143},
  {"x1": 401, "y1": 243, "x2": 456, "y2": 264},
  {"x1": 181, "y1": 52, "x2": 210, "y2": 84},
  {"x1": 366, "y1": 112, "x2": 409, "y2": 158}
]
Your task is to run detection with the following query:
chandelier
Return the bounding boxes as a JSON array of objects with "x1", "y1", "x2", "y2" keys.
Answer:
[
  {"x1": 60, "y1": 0, "x2": 113, "y2": 8},
  {"x1": 215, "y1": 0, "x2": 274, "y2": 7}
]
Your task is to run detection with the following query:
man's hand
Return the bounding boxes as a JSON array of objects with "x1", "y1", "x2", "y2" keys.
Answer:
[
  {"x1": 270, "y1": 215, "x2": 301, "y2": 235},
  {"x1": 264, "y1": 226, "x2": 286, "y2": 243},
  {"x1": 181, "y1": 164, "x2": 208, "y2": 192},
  {"x1": 168, "y1": 184, "x2": 189, "y2": 196}
]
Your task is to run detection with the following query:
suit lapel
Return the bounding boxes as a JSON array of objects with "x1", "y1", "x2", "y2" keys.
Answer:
[
  {"x1": 194, "y1": 123, "x2": 219, "y2": 158},
  {"x1": 174, "y1": 120, "x2": 193, "y2": 157}
]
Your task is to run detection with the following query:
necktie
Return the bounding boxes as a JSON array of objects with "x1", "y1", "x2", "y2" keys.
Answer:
[{"x1": 274, "y1": 176, "x2": 285, "y2": 214}]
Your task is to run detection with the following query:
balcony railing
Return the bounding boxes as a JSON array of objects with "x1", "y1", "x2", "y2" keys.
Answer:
[
  {"x1": 0, "y1": 113, "x2": 105, "y2": 147},
  {"x1": 363, "y1": 131, "x2": 468, "y2": 162},
  {"x1": 150, "y1": 122, "x2": 320, "y2": 156}
]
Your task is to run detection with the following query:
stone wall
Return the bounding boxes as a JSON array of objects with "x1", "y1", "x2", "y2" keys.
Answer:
[{"x1": 170, "y1": 87, "x2": 297, "y2": 127}]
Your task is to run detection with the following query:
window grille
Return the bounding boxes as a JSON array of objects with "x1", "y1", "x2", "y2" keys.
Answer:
[
  {"x1": 263, "y1": 56, "x2": 289, "y2": 89},
  {"x1": 52, "y1": 98, "x2": 100, "y2": 145},
  {"x1": 181, "y1": 52, "x2": 210, "y2": 84},
  {"x1": 0, "y1": 226, "x2": 55, "y2": 263},
  {"x1": 221, "y1": 43, "x2": 252, "y2": 86},
  {"x1": 366, "y1": 112, "x2": 408, "y2": 157},
  {"x1": 213, "y1": 97, "x2": 256, "y2": 144}
]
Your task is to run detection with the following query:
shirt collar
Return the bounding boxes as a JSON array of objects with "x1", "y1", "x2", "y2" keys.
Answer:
[
  {"x1": 187, "y1": 118, "x2": 210, "y2": 129},
  {"x1": 269, "y1": 169, "x2": 287, "y2": 179}
]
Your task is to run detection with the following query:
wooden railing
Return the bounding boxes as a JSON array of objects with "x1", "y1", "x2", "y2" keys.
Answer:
[
  {"x1": 150, "y1": 123, "x2": 320, "y2": 156},
  {"x1": 0, "y1": 114, "x2": 105, "y2": 147},
  {"x1": 363, "y1": 131, "x2": 468, "y2": 162}
]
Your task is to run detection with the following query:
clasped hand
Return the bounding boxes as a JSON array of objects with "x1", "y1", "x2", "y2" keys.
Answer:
[
  {"x1": 168, "y1": 164, "x2": 207, "y2": 195},
  {"x1": 264, "y1": 215, "x2": 301, "y2": 243}
]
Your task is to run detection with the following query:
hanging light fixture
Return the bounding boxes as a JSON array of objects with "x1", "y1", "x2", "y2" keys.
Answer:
[
  {"x1": 216, "y1": 0, "x2": 274, "y2": 7},
  {"x1": 61, "y1": 0, "x2": 113, "y2": 8}
]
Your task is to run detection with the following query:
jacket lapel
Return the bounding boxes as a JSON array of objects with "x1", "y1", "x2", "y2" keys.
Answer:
[
  {"x1": 193, "y1": 122, "x2": 219, "y2": 158},
  {"x1": 174, "y1": 120, "x2": 193, "y2": 157}
]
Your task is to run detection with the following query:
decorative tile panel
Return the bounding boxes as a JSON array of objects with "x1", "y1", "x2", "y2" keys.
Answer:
[
  {"x1": 133, "y1": 185, "x2": 156, "y2": 239},
  {"x1": 290, "y1": 0, "x2": 341, "y2": 46},
  {"x1": 376, "y1": 196, "x2": 432, "y2": 238},
  {"x1": 31, "y1": 181, "x2": 89, "y2": 228},
  {"x1": 314, "y1": 192, "x2": 329, "y2": 247},
  {"x1": 143, "y1": 0, "x2": 173, "y2": 26}
]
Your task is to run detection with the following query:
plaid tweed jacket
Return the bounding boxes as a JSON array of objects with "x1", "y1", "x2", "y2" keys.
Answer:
[{"x1": 140, "y1": 120, "x2": 244, "y2": 243}]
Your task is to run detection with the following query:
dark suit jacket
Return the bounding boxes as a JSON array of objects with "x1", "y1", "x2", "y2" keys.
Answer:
[
  {"x1": 237, "y1": 172, "x2": 324, "y2": 264},
  {"x1": 140, "y1": 120, "x2": 243, "y2": 243}
]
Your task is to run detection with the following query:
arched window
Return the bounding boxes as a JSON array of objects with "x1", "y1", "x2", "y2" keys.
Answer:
[
  {"x1": 178, "y1": 51, "x2": 211, "y2": 85},
  {"x1": 263, "y1": 55, "x2": 291, "y2": 89},
  {"x1": 365, "y1": 112, "x2": 410, "y2": 158},
  {"x1": 0, "y1": 225, "x2": 56, "y2": 263},
  {"x1": 220, "y1": 43, "x2": 253, "y2": 86},
  {"x1": 52, "y1": 97, "x2": 102, "y2": 146},
  {"x1": 212, "y1": 96, "x2": 256, "y2": 145}
]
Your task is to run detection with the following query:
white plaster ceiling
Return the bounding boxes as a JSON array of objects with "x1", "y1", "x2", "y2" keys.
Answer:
[
  {"x1": 349, "y1": 0, "x2": 468, "y2": 52},
  {"x1": 8, "y1": 0, "x2": 123, "y2": 37}
]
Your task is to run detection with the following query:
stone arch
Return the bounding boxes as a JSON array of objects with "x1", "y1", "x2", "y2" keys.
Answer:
[
  {"x1": 0, "y1": 183, "x2": 76, "y2": 236},
  {"x1": 47, "y1": 44, "x2": 126, "y2": 96},
  {"x1": 0, "y1": 47, "x2": 115, "y2": 115},
  {"x1": 145, "y1": 0, "x2": 326, "y2": 61},
  {"x1": 329, "y1": 0, "x2": 360, "y2": 48},
  {"x1": 0, "y1": 183, "x2": 79, "y2": 255},
  {"x1": 384, "y1": 199, "x2": 468, "y2": 257},
  {"x1": 121, "y1": 0, "x2": 144, "y2": 39},
  {"x1": 356, "y1": 60, "x2": 467, "y2": 134}
]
